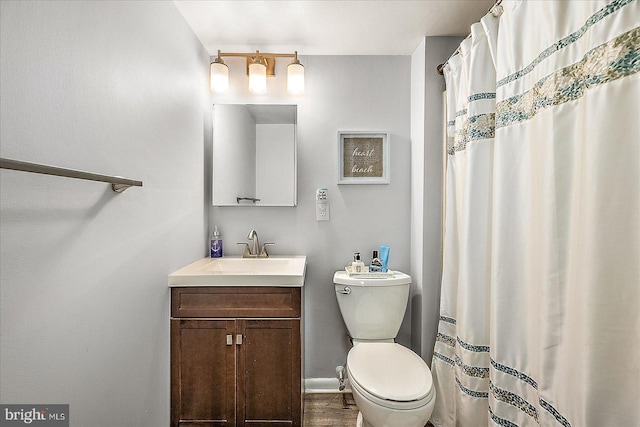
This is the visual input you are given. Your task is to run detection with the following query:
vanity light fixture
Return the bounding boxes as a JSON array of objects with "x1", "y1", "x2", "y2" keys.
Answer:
[
  {"x1": 210, "y1": 55, "x2": 229, "y2": 93},
  {"x1": 248, "y1": 53, "x2": 267, "y2": 94},
  {"x1": 210, "y1": 50, "x2": 304, "y2": 95},
  {"x1": 287, "y1": 51, "x2": 304, "y2": 95}
]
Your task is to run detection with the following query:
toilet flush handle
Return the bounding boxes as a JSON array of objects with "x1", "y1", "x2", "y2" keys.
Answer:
[{"x1": 337, "y1": 286, "x2": 351, "y2": 295}]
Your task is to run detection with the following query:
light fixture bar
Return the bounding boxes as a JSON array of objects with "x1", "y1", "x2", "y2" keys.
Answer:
[
  {"x1": 217, "y1": 52, "x2": 298, "y2": 59},
  {"x1": 210, "y1": 50, "x2": 304, "y2": 94},
  {"x1": 218, "y1": 51, "x2": 297, "y2": 76}
]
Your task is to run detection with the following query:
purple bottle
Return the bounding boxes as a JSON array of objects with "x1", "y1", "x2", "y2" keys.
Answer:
[{"x1": 210, "y1": 225, "x2": 223, "y2": 258}]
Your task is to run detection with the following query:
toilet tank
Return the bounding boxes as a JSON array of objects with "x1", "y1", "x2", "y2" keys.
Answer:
[{"x1": 333, "y1": 271, "x2": 411, "y2": 340}]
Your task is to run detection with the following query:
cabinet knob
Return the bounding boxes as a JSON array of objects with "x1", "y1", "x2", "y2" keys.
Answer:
[
  {"x1": 226, "y1": 334, "x2": 233, "y2": 346},
  {"x1": 236, "y1": 334, "x2": 243, "y2": 345}
]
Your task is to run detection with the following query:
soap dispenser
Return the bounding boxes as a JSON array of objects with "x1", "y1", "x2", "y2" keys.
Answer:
[
  {"x1": 210, "y1": 226, "x2": 223, "y2": 258},
  {"x1": 352, "y1": 252, "x2": 365, "y2": 273}
]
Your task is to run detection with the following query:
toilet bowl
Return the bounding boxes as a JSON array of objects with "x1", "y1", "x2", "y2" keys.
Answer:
[
  {"x1": 334, "y1": 271, "x2": 436, "y2": 427},
  {"x1": 346, "y1": 342, "x2": 435, "y2": 427}
]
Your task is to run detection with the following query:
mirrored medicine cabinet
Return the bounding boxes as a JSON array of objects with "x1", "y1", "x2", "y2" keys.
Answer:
[{"x1": 212, "y1": 104, "x2": 297, "y2": 207}]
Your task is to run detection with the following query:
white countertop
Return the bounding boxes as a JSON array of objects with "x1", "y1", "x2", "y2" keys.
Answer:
[{"x1": 168, "y1": 256, "x2": 307, "y2": 287}]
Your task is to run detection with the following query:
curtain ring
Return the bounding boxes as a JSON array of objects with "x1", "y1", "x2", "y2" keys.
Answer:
[{"x1": 491, "y1": 4, "x2": 504, "y2": 17}]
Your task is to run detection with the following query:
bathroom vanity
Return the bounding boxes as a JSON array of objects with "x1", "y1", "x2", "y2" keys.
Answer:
[{"x1": 168, "y1": 257, "x2": 306, "y2": 427}]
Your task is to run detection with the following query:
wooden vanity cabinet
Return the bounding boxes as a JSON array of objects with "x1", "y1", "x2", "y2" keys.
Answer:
[{"x1": 170, "y1": 286, "x2": 302, "y2": 427}]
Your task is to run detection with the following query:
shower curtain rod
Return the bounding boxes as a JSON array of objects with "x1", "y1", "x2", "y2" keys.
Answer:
[{"x1": 436, "y1": 0, "x2": 502, "y2": 76}]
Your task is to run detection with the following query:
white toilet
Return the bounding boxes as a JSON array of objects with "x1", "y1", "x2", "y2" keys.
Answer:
[{"x1": 334, "y1": 270, "x2": 435, "y2": 427}]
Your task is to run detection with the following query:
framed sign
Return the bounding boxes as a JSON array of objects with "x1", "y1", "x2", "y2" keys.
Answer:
[{"x1": 338, "y1": 131, "x2": 390, "y2": 184}]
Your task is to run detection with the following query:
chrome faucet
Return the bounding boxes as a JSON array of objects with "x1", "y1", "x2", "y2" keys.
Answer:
[
  {"x1": 248, "y1": 229, "x2": 259, "y2": 257},
  {"x1": 237, "y1": 229, "x2": 275, "y2": 258}
]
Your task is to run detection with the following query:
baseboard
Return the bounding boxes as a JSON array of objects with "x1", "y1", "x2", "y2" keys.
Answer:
[{"x1": 304, "y1": 377, "x2": 351, "y2": 394}]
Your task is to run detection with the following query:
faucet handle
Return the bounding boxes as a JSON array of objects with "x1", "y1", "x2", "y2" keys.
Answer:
[
  {"x1": 260, "y1": 243, "x2": 275, "y2": 257},
  {"x1": 236, "y1": 242, "x2": 251, "y2": 258}
]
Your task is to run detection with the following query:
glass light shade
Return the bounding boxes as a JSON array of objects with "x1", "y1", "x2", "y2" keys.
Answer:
[
  {"x1": 210, "y1": 61, "x2": 229, "y2": 92},
  {"x1": 287, "y1": 62, "x2": 305, "y2": 95},
  {"x1": 248, "y1": 62, "x2": 267, "y2": 94}
]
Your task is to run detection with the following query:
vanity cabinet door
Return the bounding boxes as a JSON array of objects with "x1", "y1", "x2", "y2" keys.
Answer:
[
  {"x1": 171, "y1": 319, "x2": 236, "y2": 427},
  {"x1": 237, "y1": 319, "x2": 301, "y2": 427},
  {"x1": 170, "y1": 287, "x2": 303, "y2": 427}
]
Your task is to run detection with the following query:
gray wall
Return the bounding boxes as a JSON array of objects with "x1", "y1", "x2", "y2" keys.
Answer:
[
  {"x1": 210, "y1": 55, "x2": 412, "y2": 379},
  {"x1": 0, "y1": 2, "x2": 209, "y2": 426}
]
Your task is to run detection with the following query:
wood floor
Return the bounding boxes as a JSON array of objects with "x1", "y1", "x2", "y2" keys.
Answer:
[
  {"x1": 303, "y1": 393, "x2": 359, "y2": 426},
  {"x1": 303, "y1": 393, "x2": 436, "y2": 426}
]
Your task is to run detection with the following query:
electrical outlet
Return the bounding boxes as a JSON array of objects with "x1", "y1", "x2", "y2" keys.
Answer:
[{"x1": 316, "y1": 188, "x2": 330, "y2": 221}]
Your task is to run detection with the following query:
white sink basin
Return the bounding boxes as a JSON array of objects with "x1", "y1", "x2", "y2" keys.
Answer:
[{"x1": 168, "y1": 256, "x2": 306, "y2": 287}]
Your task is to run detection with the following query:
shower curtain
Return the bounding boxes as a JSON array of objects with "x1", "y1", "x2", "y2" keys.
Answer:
[{"x1": 431, "y1": 1, "x2": 640, "y2": 426}]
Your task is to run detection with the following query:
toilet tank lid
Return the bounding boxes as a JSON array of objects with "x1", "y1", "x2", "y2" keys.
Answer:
[
  {"x1": 333, "y1": 271, "x2": 411, "y2": 286},
  {"x1": 347, "y1": 343, "x2": 432, "y2": 402}
]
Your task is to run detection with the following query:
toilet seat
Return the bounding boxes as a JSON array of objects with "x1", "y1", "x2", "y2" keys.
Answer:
[{"x1": 347, "y1": 343, "x2": 434, "y2": 410}]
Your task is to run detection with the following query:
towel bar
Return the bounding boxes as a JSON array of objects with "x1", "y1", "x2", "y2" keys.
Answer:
[{"x1": 0, "y1": 157, "x2": 143, "y2": 193}]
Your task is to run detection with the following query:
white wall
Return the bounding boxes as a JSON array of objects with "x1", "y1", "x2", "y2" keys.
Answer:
[
  {"x1": 210, "y1": 55, "x2": 411, "y2": 379},
  {"x1": 411, "y1": 38, "x2": 428, "y2": 356},
  {"x1": 213, "y1": 105, "x2": 257, "y2": 203},
  {"x1": 256, "y1": 124, "x2": 295, "y2": 205},
  {"x1": 0, "y1": 2, "x2": 209, "y2": 426}
]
